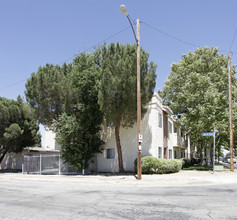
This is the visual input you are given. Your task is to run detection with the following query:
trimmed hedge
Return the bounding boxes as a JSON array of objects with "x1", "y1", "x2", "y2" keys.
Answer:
[
  {"x1": 182, "y1": 158, "x2": 192, "y2": 168},
  {"x1": 182, "y1": 158, "x2": 201, "y2": 168},
  {"x1": 134, "y1": 156, "x2": 183, "y2": 174}
]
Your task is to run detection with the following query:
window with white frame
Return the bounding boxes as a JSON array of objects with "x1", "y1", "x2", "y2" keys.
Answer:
[
  {"x1": 174, "y1": 150, "x2": 177, "y2": 159},
  {"x1": 158, "y1": 112, "x2": 162, "y2": 128},
  {"x1": 169, "y1": 149, "x2": 172, "y2": 159},
  {"x1": 168, "y1": 121, "x2": 172, "y2": 133},
  {"x1": 106, "y1": 148, "x2": 115, "y2": 159},
  {"x1": 181, "y1": 151, "x2": 185, "y2": 158},
  {"x1": 158, "y1": 147, "x2": 162, "y2": 158}
]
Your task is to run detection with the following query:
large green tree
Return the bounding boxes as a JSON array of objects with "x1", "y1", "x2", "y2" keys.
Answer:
[
  {"x1": 25, "y1": 43, "x2": 157, "y2": 172},
  {"x1": 96, "y1": 43, "x2": 157, "y2": 172},
  {"x1": 25, "y1": 54, "x2": 104, "y2": 171},
  {"x1": 55, "y1": 53, "x2": 104, "y2": 171},
  {"x1": 0, "y1": 96, "x2": 41, "y2": 163},
  {"x1": 159, "y1": 47, "x2": 237, "y2": 156}
]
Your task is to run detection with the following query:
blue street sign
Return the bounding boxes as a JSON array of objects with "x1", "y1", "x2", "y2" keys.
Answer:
[{"x1": 202, "y1": 132, "x2": 214, "y2": 137}]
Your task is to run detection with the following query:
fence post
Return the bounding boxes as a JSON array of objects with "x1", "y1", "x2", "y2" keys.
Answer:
[{"x1": 40, "y1": 154, "x2": 42, "y2": 175}]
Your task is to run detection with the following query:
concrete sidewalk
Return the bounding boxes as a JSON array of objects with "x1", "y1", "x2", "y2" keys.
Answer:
[
  {"x1": 139, "y1": 170, "x2": 237, "y2": 186},
  {"x1": 1, "y1": 170, "x2": 237, "y2": 186}
]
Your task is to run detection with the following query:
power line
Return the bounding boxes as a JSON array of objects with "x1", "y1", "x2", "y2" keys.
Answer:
[
  {"x1": 0, "y1": 26, "x2": 131, "y2": 92},
  {"x1": 0, "y1": 79, "x2": 26, "y2": 92},
  {"x1": 59, "y1": 26, "x2": 130, "y2": 65},
  {"x1": 142, "y1": 21, "x2": 237, "y2": 55},
  {"x1": 86, "y1": 26, "x2": 130, "y2": 49},
  {"x1": 142, "y1": 21, "x2": 200, "y2": 48},
  {"x1": 229, "y1": 29, "x2": 237, "y2": 52}
]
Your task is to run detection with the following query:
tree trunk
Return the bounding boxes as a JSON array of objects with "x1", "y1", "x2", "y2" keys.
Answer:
[
  {"x1": 0, "y1": 150, "x2": 7, "y2": 164},
  {"x1": 199, "y1": 144, "x2": 203, "y2": 160},
  {"x1": 115, "y1": 123, "x2": 125, "y2": 173}
]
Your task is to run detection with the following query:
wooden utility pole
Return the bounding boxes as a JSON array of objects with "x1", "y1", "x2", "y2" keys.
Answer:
[
  {"x1": 228, "y1": 51, "x2": 234, "y2": 172},
  {"x1": 120, "y1": 5, "x2": 142, "y2": 179},
  {"x1": 137, "y1": 19, "x2": 142, "y2": 180}
]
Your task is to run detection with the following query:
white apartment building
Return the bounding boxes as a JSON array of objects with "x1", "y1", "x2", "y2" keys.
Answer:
[
  {"x1": 1, "y1": 93, "x2": 190, "y2": 173},
  {"x1": 93, "y1": 92, "x2": 190, "y2": 173}
]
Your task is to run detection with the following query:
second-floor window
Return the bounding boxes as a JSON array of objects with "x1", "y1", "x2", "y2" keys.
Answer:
[
  {"x1": 168, "y1": 121, "x2": 172, "y2": 133},
  {"x1": 158, "y1": 112, "x2": 162, "y2": 128}
]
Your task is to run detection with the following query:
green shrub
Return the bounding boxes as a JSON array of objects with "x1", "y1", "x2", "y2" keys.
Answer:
[
  {"x1": 182, "y1": 158, "x2": 191, "y2": 168},
  {"x1": 182, "y1": 164, "x2": 212, "y2": 171},
  {"x1": 191, "y1": 158, "x2": 201, "y2": 165},
  {"x1": 134, "y1": 156, "x2": 183, "y2": 174},
  {"x1": 134, "y1": 156, "x2": 156, "y2": 174},
  {"x1": 182, "y1": 158, "x2": 201, "y2": 169}
]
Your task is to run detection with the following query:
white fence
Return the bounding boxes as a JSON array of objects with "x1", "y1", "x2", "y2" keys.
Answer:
[{"x1": 22, "y1": 154, "x2": 78, "y2": 175}]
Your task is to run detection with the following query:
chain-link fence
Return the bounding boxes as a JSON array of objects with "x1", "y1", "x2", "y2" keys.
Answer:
[{"x1": 22, "y1": 154, "x2": 78, "y2": 175}]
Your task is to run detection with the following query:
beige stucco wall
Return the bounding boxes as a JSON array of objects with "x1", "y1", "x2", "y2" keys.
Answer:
[{"x1": 97, "y1": 93, "x2": 164, "y2": 172}]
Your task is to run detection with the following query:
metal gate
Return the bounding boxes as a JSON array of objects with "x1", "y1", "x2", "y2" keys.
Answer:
[{"x1": 22, "y1": 154, "x2": 61, "y2": 174}]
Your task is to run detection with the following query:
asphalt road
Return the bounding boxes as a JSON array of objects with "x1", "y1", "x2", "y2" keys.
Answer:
[{"x1": 0, "y1": 172, "x2": 237, "y2": 220}]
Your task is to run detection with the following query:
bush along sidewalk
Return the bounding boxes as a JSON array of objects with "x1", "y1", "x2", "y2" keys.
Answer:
[
  {"x1": 182, "y1": 159, "x2": 228, "y2": 171},
  {"x1": 182, "y1": 158, "x2": 201, "y2": 168},
  {"x1": 134, "y1": 156, "x2": 183, "y2": 174},
  {"x1": 182, "y1": 158, "x2": 211, "y2": 171}
]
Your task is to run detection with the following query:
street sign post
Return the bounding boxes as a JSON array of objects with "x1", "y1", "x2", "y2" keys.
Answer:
[{"x1": 202, "y1": 129, "x2": 217, "y2": 174}]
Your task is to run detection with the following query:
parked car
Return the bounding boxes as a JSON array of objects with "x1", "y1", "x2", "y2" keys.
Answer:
[{"x1": 227, "y1": 156, "x2": 236, "y2": 163}]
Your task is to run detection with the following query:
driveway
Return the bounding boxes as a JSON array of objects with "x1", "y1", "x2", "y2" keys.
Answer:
[{"x1": 0, "y1": 171, "x2": 237, "y2": 219}]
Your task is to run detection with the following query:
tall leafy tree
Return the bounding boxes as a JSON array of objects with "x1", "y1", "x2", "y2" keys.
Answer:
[
  {"x1": 25, "y1": 54, "x2": 104, "y2": 171},
  {"x1": 0, "y1": 96, "x2": 41, "y2": 163},
  {"x1": 25, "y1": 44, "x2": 156, "y2": 172},
  {"x1": 96, "y1": 43, "x2": 157, "y2": 172},
  {"x1": 159, "y1": 47, "x2": 237, "y2": 156},
  {"x1": 56, "y1": 53, "x2": 104, "y2": 171}
]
